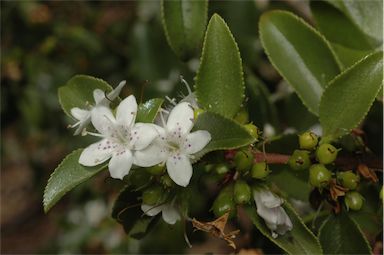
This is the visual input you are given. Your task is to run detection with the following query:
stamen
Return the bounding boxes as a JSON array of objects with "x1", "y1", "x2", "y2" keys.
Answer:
[
  {"x1": 159, "y1": 109, "x2": 167, "y2": 128},
  {"x1": 165, "y1": 96, "x2": 177, "y2": 106},
  {"x1": 180, "y1": 75, "x2": 192, "y2": 95},
  {"x1": 85, "y1": 131, "x2": 105, "y2": 138},
  {"x1": 104, "y1": 90, "x2": 113, "y2": 102}
]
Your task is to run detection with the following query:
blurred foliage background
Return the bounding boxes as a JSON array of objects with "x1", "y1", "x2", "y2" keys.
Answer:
[{"x1": 1, "y1": 1, "x2": 382, "y2": 254}]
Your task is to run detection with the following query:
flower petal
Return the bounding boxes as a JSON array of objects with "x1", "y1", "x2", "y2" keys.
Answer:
[
  {"x1": 130, "y1": 123, "x2": 159, "y2": 151},
  {"x1": 166, "y1": 102, "x2": 194, "y2": 135},
  {"x1": 93, "y1": 89, "x2": 105, "y2": 105},
  {"x1": 254, "y1": 189, "x2": 283, "y2": 208},
  {"x1": 162, "y1": 204, "x2": 180, "y2": 225},
  {"x1": 107, "y1": 80, "x2": 126, "y2": 101},
  {"x1": 133, "y1": 142, "x2": 168, "y2": 167},
  {"x1": 91, "y1": 106, "x2": 116, "y2": 135},
  {"x1": 141, "y1": 204, "x2": 162, "y2": 217},
  {"x1": 108, "y1": 149, "x2": 133, "y2": 180},
  {"x1": 166, "y1": 154, "x2": 192, "y2": 187},
  {"x1": 116, "y1": 95, "x2": 137, "y2": 127},
  {"x1": 71, "y1": 107, "x2": 90, "y2": 121},
  {"x1": 79, "y1": 139, "x2": 113, "y2": 166},
  {"x1": 184, "y1": 130, "x2": 211, "y2": 154}
]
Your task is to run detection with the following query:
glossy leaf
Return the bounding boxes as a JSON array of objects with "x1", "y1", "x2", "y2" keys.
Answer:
[
  {"x1": 195, "y1": 14, "x2": 244, "y2": 119},
  {"x1": 245, "y1": 202, "x2": 322, "y2": 255},
  {"x1": 136, "y1": 98, "x2": 164, "y2": 123},
  {"x1": 161, "y1": 0, "x2": 208, "y2": 61},
  {"x1": 319, "y1": 212, "x2": 372, "y2": 254},
  {"x1": 192, "y1": 111, "x2": 256, "y2": 161},
  {"x1": 43, "y1": 149, "x2": 107, "y2": 212},
  {"x1": 259, "y1": 10, "x2": 340, "y2": 115},
  {"x1": 320, "y1": 52, "x2": 383, "y2": 140},
  {"x1": 58, "y1": 75, "x2": 113, "y2": 118},
  {"x1": 331, "y1": 43, "x2": 373, "y2": 68}
]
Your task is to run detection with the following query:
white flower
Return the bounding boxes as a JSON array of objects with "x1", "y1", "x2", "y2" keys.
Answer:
[
  {"x1": 141, "y1": 203, "x2": 180, "y2": 225},
  {"x1": 70, "y1": 80, "x2": 126, "y2": 135},
  {"x1": 134, "y1": 102, "x2": 211, "y2": 187},
  {"x1": 78, "y1": 95, "x2": 158, "y2": 180},
  {"x1": 253, "y1": 189, "x2": 293, "y2": 238}
]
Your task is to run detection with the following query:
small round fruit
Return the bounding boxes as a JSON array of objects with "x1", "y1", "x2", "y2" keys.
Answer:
[
  {"x1": 142, "y1": 185, "x2": 163, "y2": 205},
  {"x1": 234, "y1": 150, "x2": 254, "y2": 172},
  {"x1": 345, "y1": 191, "x2": 364, "y2": 211},
  {"x1": 212, "y1": 187, "x2": 236, "y2": 218},
  {"x1": 316, "y1": 143, "x2": 339, "y2": 164},
  {"x1": 145, "y1": 163, "x2": 165, "y2": 175},
  {"x1": 299, "y1": 131, "x2": 318, "y2": 150},
  {"x1": 288, "y1": 150, "x2": 311, "y2": 171},
  {"x1": 251, "y1": 162, "x2": 270, "y2": 179},
  {"x1": 215, "y1": 163, "x2": 230, "y2": 175},
  {"x1": 234, "y1": 180, "x2": 251, "y2": 204},
  {"x1": 194, "y1": 108, "x2": 205, "y2": 120},
  {"x1": 309, "y1": 164, "x2": 332, "y2": 188},
  {"x1": 244, "y1": 123, "x2": 259, "y2": 140},
  {"x1": 234, "y1": 108, "x2": 249, "y2": 124},
  {"x1": 337, "y1": 171, "x2": 360, "y2": 190}
]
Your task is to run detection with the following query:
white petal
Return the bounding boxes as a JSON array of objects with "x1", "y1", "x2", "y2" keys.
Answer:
[
  {"x1": 116, "y1": 95, "x2": 137, "y2": 127},
  {"x1": 166, "y1": 154, "x2": 192, "y2": 187},
  {"x1": 79, "y1": 139, "x2": 113, "y2": 166},
  {"x1": 166, "y1": 102, "x2": 194, "y2": 135},
  {"x1": 133, "y1": 141, "x2": 168, "y2": 167},
  {"x1": 141, "y1": 204, "x2": 162, "y2": 217},
  {"x1": 91, "y1": 106, "x2": 116, "y2": 135},
  {"x1": 73, "y1": 118, "x2": 91, "y2": 136},
  {"x1": 256, "y1": 200, "x2": 279, "y2": 230},
  {"x1": 162, "y1": 204, "x2": 180, "y2": 225},
  {"x1": 254, "y1": 190, "x2": 283, "y2": 208},
  {"x1": 130, "y1": 123, "x2": 159, "y2": 151},
  {"x1": 93, "y1": 89, "x2": 105, "y2": 105},
  {"x1": 184, "y1": 130, "x2": 211, "y2": 154},
  {"x1": 107, "y1": 80, "x2": 126, "y2": 101},
  {"x1": 108, "y1": 149, "x2": 133, "y2": 180},
  {"x1": 71, "y1": 107, "x2": 90, "y2": 121}
]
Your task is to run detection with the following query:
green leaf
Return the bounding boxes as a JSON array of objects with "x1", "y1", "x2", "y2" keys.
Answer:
[
  {"x1": 319, "y1": 212, "x2": 372, "y2": 254},
  {"x1": 43, "y1": 149, "x2": 107, "y2": 212},
  {"x1": 195, "y1": 14, "x2": 244, "y2": 119},
  {"x1": 136, "y1": 98, "x2": 164, "y2": 123},
  {"x1": 112, "y1": 186, "x2": 159, "y2": 239},
  {"x1": 259, "y1": 10, "x2": 341, "y2": 115},
  {"x1": 319, "y1": 51, "x2": 383, "y2": 140},
  {"x1": 331, "y1": 43, "x2": 373, "y2": 68},
  {"x1": 192, "y1": 111, "x2": 256, "y2": 161},
  {"x1": 161, "y1": 0, "x2": 208, "y2": 61},
  {"x1": 58, "y1": 75, "x2": 113, "y2": 118},
  {"x1": 245, "y1": 202, "x2": 322, "y2": 255}
]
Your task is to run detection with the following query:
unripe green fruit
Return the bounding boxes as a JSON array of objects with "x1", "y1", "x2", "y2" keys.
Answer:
[
  {"x1": 337, "y1": 171, "x2": 359, "y2": 190},
  {"x1": 212, "y1": 185, "x2": 236, "y2": 218},
  {"x1": 203, "y1": 163, "x2": 215, "y2": 173},
  {"x1": 142, "y1": 185, "x2": 163, "y2": 205},
  {"x1": 234, "y1": 108, "x2": 249, "y2": 124},
  {"x1": 234, "y1": 150, "x2": 254, "y2": 172},
  {"x1": 288, "y1": 150, "x2": 311, "y2": 171},
  {"x1": 309, "y1": 164, "x2": 332, "y2": 188},
  {"x1": 251, "y1": 162, "x2": 270, "y2": 179},
  {"x1": 345, "y1": 191, "x2": 364, "y2": 211},
  {"x1": 215, "y1": 163, "x2": 230, "y2": 175},
  {"x1": 234, "y1": 180, "x2": 251, "y2": 204},
  {"x1": 299, "y1": 131, "x2": 318, "y2": 150},
  {"x1": 160, "y1": 174, "x2": 174, "y2": 187},
  {"x1": 316, "y1": 143, "x2": 339, "y2": 164},
  {"x1": 145, "y1": 163, "x2": 165, "y2": 175},
  {"x1": 194, "y1": 108, "x2": 205, "y2": 120},
  {"x1": 244, "y1": 123, "x2": 259, "y2": 140}
]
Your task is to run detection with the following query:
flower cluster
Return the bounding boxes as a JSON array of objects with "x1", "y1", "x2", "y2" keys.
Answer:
[{"x1": 72, "y1": 82, "x2": 212, "y2": 188}]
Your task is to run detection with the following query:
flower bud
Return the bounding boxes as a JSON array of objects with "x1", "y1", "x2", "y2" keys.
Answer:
[
  {"x1": 212, "y1": 185, "x2": 236, "y2": 218},
  {"x1": 234, "y1": 180, "x2": 251, "y2": 204}
]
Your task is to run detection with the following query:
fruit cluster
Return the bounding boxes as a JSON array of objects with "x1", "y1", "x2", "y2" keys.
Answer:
[{"x1": 288, "y1": 131, "x2": 364, "y2": 211}]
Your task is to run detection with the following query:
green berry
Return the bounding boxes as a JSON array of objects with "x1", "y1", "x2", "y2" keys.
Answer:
[
  {"x1": 345, "y1": 191, "x2": 364, "y2": 211},
  {"x1": 145, "y1": 163, "x2": 165, "y2": 175},
  {"x1": 234, "y1": 180, "x2": 251, "y2": 204},
  {"x1": 142, "y1": 185, "x2": 164, "y2": 205},
  {"x1": 309, "y1": 164, "x2": 332, "y2": 188},
  {"x1": 316, "y1": 143, "x2": 339, "y2": 164},
  {"x1": 251, "y1": 162, "x2": 270, "y2": 179},
  {"x1": 234, "y1": 108, "x2": 249, "y2": 124},
  {"x1": 234, "y1": 150, "x2": 254, "y2": 172},
  {"x1": 337, "y1": 171, "x2": 360, "y2": 190},
  {"x1": 194, "y1": 108, "x2": 205, "y2": 120},
  {"x1": 244, "y1": 123, "x2": 259, "y2": 140},
  {"x1": 299, "y1": 131, "x2": 318, "y2": 150},
  {"x1": 215, "y1": 163, "x2": 230, "y2": 175},
  {"x1": 288, "y1": 150, "x2": 311, "y2": 171},
  {"x1": 212, "y1": 185, "x2": 236, "y2": 218}
]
